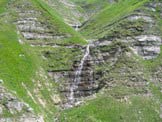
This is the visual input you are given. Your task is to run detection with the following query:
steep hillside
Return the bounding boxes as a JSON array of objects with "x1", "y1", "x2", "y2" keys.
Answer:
[
  {"x1": 0, "y1": 0, "x2": 86, "y2": 121},
  {"x1": 1, "y1": 0, "x2": 162, "y2": 122},
  {"x1": 60, "y1": 0, "x2": 162, "y2": 121},
  {"x1": 42, "y1": 0, "x2": 86, "y2": 27},
  {"x1": 43, "y1": 0, "x2": 114, "y2": 27},
  {"x1": 80, "y1": 0, "x2": 149, "y2": 38},
  {"x1": 69, "y1": 0, "x2": 110, "y2": 20}
]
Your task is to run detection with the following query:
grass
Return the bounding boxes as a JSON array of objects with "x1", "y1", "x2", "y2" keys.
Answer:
[
  {"x1": 39, "y1": 46, "x2": 82, "y2": 71},
  {"x1": 0, "y1": 22, "x2": 42, "y2": 112},
  {"x1": 0, "y1": 0, "x2": 42, "y2": 113},
  {"x1": 81, "y1": 0, "x2": 149, "y2": 39},
  {"x1": 0, "y1": 1, "x2": 61, "y2": 120},
  {"x1": 0, "y1": 0, "x2": 88, "y2": 118},
  {"x1": 59, "y1": 95, "x2": 161, "y2": 122},
  {"x1": 141, "y1": 46, "x2": 162, "y2": 71},
  {"x1": 1, "y1": 0, "x2": 162, "y2": 122},
  {"x1": 43, "y1": 0, "x2": 85, "y2": 24},
  {"x1": 0, "y1": 0, "x2": 9, "y2": 14},
  {"x1": 71, "y1": 0, "x2": 107, "y2": 4},
  {"x1": 0, "y1": 0, "x2": 87, "y2": 120},
  {"x1": 70, "y1": 0, "x2": 109, "y2": 15},
  {"x1": 58, "y1": 41, "x2": 162, "y2": 122},
  {"x1": 70, "y1": 0, "x2": 109, "y2": 9},
  {"x1": 31, "y1": 0, "x2": 87, "y2": 45}
]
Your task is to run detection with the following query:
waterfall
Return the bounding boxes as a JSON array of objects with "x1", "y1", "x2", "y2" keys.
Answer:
[
  {"x1": 75, "y1": 25, "x2": 79, "y2": 31},
  {"x1": 74, "y1": 44, "x2": 90, "y2": 82},
  {"x1": 68, "y1": 44, "x2": 90, "y2": 106}
]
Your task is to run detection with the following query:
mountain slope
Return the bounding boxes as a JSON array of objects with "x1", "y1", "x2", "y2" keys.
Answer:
[
  {"x1": 1, "y1": 0, "x2": 162, "y2": 122},
  {"x1": 42, "y1": 0, "x2": 86, "y2": 26},
  {"x1": 0, "y1": 0, "x2": 87, "y2": 121},
  {"x1": 80, "y1": 0, "x2": 149, "y2": 39},
  {"x1": 58, "y1": 0, "x2": 162, "y2": 121},
  {"x1": 43, "y1": 0, "x2": 113, "y2": 27}
]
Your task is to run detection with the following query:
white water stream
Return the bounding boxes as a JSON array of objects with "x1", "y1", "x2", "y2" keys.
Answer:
[
  {"x1": 68, "y1": 44, "x2": 90, "y2": 106},
  {"x1": 74, "y1": 44, "x2": 90, "y2": 83},
  {"x1": 75, "y1": 25, "x2": 79, "y2": 31}
]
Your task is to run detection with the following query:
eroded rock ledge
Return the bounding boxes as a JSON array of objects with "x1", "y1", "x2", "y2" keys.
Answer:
[{"x1": 13, "y1": 0, "x2": 67, "y2": 43}]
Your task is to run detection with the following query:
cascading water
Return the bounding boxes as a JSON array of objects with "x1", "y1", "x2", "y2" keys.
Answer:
[
  {"x1": 75, "y1": 24, "x2": 79, "y2": 31},
  {"x1": 74, "y1": 44, "x2": 90, "y2": 83},
  {"x1": 68, "y1": 44, "x2": 90, "y2": 107}
]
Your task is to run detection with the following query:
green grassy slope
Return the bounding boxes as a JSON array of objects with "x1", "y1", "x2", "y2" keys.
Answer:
[
  {"x1": 80, "y1": 0, "x2": 149, "y2": 39},
  {"x1": 60, "y1": 96, "x2": 160, "y2": 122},
  {"x1": 42, "y1": 0, "x2": 86, "y2": 25},
  {"x1": 0, "y1": 5, "x2": 41, "y2": 114},
  {"x1": 58, "y1": 0, "x2": 162, "y2": 121},
  {"x1": 0, "y1": 0, "x2": 8, "y2": 13},
  {"x1": 0, "y1": 0, "x2": 88, "y2": 120},
  {"x1": 1, "y1": 0, "x2": 162, "y2": 121},
  {"x1": 70, "y1": 0, "x2": 109, "y2": 12},
  {"x1": 0, "y1": 0, "x2": 90, "y2": 120},
  {"x1": 32, "y1": 0, "x2": 87, "y2": 45},
  {"x1": 70, "y1": 0, "x2": 109, "y2": 18}
]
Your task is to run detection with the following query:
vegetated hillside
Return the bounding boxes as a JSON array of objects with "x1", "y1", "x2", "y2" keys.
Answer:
[
  {"x1": 42, "y1": 0, "x2": 86, "y2": 26},
  {"x1": 0, "y1": 0, "x2": 162, "y2": 122},
  {"x1": 0, "y1": 0, "x2": 86, "y2": 121},
  {"x1": 80, "y1": 0, "x2": 150, "y2": 38},
  {"x1": 43, "y1": 0, "x2": 113, "y2": 27},
  {"x1": 69, "y1": 0, "x2": 110, "y2": 20}
]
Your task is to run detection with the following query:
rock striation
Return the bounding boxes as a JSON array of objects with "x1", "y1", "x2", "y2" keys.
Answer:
[{"x1": 13, "y1": 0, "x2": 66, "y2": 43}]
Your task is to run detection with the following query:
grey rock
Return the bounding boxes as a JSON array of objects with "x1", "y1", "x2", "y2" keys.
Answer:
[
  {"x1": 131, "y1": 35, "x2": 162, "y2": 59},
  {"x1": 6, "y1": 101, "x2": 25, "y2": 114},
  {"x1": 127, "y1": 14, "x2": 154, "y2": 23},
  {"x1": 0, "y1": 105, "x2": 3, "y2": 115},
  {"x1": 0, "y1": 118, "x2": 13, "y2": 122}
]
